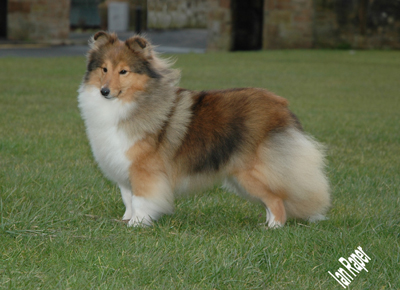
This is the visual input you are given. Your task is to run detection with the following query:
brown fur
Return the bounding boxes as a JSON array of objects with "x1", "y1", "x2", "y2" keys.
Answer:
[{"x1": 79, "y1": 31, "x2": 331, "y2": 227}]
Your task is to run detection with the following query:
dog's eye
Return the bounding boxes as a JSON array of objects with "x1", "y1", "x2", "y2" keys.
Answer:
[
  {"x1": 119, "y1": 70, "x2": 127, "y2": 75},
  {"x1": 102, "y1": 67, "x2": 107, "y2": 73}
]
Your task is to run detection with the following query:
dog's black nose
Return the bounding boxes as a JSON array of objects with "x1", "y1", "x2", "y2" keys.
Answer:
[{"x1": 100, "y1": 87, "x2": 110, "y2": 97}]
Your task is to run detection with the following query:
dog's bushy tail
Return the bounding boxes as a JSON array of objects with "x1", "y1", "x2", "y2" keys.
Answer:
[{"x1": 260, "y1": 127, "x2": 331, "y2": 220}]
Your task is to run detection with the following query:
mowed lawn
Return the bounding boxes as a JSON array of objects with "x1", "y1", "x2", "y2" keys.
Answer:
[{"x1": 0, "y1": 50, "x2": 399, "y2": 289}]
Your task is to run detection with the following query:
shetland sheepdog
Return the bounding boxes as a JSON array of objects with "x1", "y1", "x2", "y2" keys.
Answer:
[{"x1": 78, "y1": 31, "x2": 330, "y2": 227}]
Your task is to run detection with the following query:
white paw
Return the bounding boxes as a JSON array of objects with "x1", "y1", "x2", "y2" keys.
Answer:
[
  {"x1": 266, "y1": 208, "x2": 283, "y2": 229},
  {"x1": 127, "y1": 215, "x2": 153, "y2": 227},
  {"x1": 127, "y1": 195, "x2": 173, "y2": 227},
  {"x1": 267, "y1": 219, "x2": 283, "y2": 229},
  {"x1": 308, "y1": 214, "x2": 328, "y2": 223},
  {"x1": 122, "y1": 210, "x2": 132, "y2": 221}
]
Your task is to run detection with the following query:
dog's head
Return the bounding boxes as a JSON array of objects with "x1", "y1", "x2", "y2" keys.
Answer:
[{"x1": 84, "y1": 31, "x2": 161, "y2": 101}]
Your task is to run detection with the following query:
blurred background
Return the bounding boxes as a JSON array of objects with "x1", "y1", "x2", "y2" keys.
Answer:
[{"x1": 1, "y1": 0, "x2": 400, "y2": 51}]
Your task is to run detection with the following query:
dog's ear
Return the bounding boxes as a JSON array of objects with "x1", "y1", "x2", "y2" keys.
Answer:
[
  {"x1": 125, "y1": 36, "x2": 152, "y2": 58},
  {"x1": 94, "y1": 31, "x2": 110, "y2": 41},
  {"x1": 90, "y1": 31, "x2": 117, "y2": 48}
]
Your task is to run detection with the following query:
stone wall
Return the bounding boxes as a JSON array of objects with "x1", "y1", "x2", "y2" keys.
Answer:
[
  {"x1": 148, "y1": 0, "x2": 207, "y2": 29},
  {"x1": 207, "y1": 0, "x2": 400, "y2": 50},
  {"x1": 207, "y1": 0, "x2": 232, "y2": 51},
  {"x1": 314, "y1": 0, "x2": 400, "y2": 49},
  {"x1": 263, "y1": 0, "x2": 313, "y2": 49},
  {"x1": 207, "y1": 0, "x2": 314, "y2": 51},
  {"x1": 8, "y1": 0, "x2": 70, "y2": 42}
]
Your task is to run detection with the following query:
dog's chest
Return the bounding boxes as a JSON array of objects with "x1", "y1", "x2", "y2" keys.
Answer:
[
  {"x1": 89, "y1": 124, "x2": 132, "y2": 186},
  {"x1": 78, "y1": 86, "x2": 138, "y2": 187}
]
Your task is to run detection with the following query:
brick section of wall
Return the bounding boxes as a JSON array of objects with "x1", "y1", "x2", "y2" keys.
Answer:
[
  {"x1": 8, "y1": 0, "x2": 70, "y2": 41},
  {"x1": 206, "y1": 0, "x2": 232, "y2": 51},
  {"x1": 263, "y1": 0, "x2": 313, "y2": 49},
  {"x1": 148, "y1": 0, "x2": 207, "y2": 29}
]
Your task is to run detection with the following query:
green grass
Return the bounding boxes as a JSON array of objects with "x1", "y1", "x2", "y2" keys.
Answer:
[{"x1": 0, "y1": 50, "x2": 399, "y2": 289}]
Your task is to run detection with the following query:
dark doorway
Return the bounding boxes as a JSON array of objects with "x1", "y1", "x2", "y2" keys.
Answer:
[
  {"x1": 231, "y1": 0, "x2": 264, "y2": 51},
  {"x1": 0, "y1": 0, "x2": 7, "y2": 38}
]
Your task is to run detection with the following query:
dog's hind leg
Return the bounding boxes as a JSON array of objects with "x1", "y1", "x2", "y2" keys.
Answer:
[
  {"x1": 258, "y1": 128, "x2": 331, "y2": 222},
  {"x1": 234, "y1": 169, "x2": 286, "y2": 228}
]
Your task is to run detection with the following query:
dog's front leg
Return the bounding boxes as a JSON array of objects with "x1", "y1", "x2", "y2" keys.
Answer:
[
  {"x1": 126, "y1": 140, "x2": 174, "y2": 227},
  {"x1": 128, "y1": 186, "x2": 174, "y2": 227},
  {"x1": 119, "y1": 184, "x2": 133, "y2": 221}
]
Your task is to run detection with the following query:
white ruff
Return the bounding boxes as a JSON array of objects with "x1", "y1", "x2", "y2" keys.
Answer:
[{"x1": 78, "y1": 85, "x2": 140, "y2": 188}]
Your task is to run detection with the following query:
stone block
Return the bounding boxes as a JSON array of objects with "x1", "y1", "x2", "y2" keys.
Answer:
[
  {"x1": 148, "y1": 0, "x2": 207, "y2": 29},
  {"x1": 269, "y1": 11, "x2": 291, "y2": 25},
  {"x1": 220, "y1": 0, "x2": 230, "y2": 9},
  {"x1": 7, "y1": 0, "x2": 70, "y2": 41},
  {"x1": 8, "y1": 2, "x2": 31, "y2": 13}
]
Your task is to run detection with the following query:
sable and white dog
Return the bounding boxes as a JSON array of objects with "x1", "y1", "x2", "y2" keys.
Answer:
[{"x1": 78, "y1": 31, "x2": 330, "y2": 227}]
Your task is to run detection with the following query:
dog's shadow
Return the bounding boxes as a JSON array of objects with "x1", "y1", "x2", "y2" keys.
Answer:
[{"x1": 156, "y1": 200, "x2": 327, "y2": 234}]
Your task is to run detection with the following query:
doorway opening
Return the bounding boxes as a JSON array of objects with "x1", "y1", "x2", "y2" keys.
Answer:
[
  {"x1": 231, "y1": 0, "x2": 264, "y2": 51},
  {"x1": 0, "y1": 0, "x2": 7, "y2": 38}
]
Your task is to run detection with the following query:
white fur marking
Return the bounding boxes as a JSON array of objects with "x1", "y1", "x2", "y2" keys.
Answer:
[
  {"x1": 266, "y1": 208, "x2": 283, "y2": 229},
  {"x1": 128, "y1": 195, "x2": 172, "y2": 227},
  {"x1": 119, "y1": 185, "x2": 133, "y2": 220},
  {"x1": 308, "y1": 214, "x2": 328, "y2": 223},
  {"x1": 78, "y1": 85, "x2": 141, "y2": 187}
]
